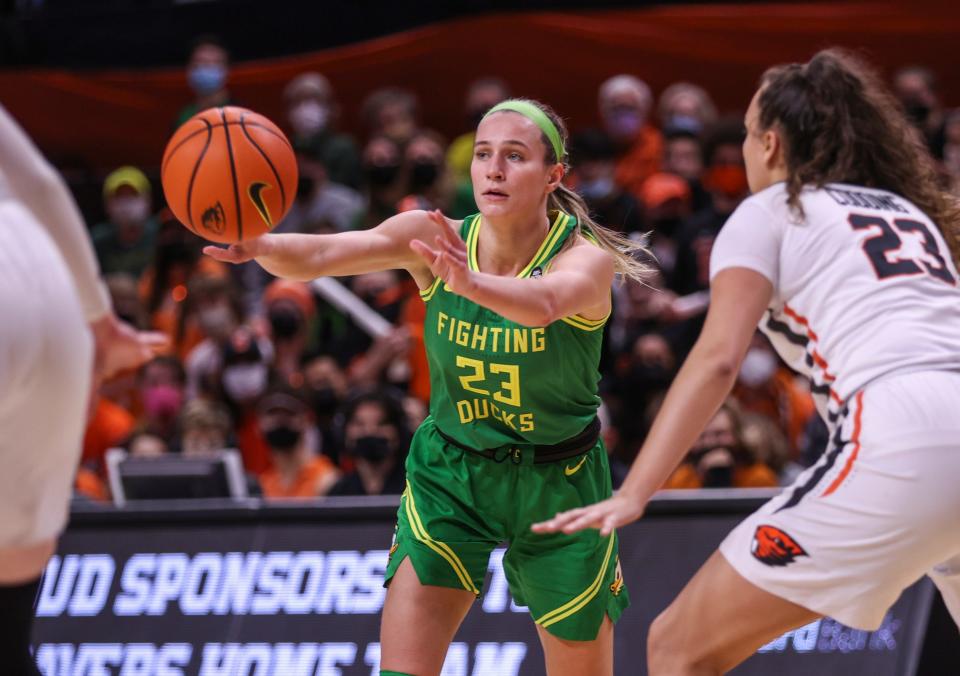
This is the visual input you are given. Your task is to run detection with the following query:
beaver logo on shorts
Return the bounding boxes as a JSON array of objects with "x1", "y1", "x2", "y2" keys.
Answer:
[{"x1": 751, "y1": 525, "x2": 808, "y2": 567}]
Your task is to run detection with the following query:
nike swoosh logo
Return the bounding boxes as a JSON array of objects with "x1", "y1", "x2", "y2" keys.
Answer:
[
  {"x1": 247, "y1": 181, "x2": 273, "y2": 227},
  {"x1": 564, "y1": 455, "x2": 589, "y2": 477}
]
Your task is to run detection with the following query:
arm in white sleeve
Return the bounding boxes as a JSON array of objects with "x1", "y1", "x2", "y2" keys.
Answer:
[{"x1": 0, "y1": 104, "x2": 111, "y2": 321}]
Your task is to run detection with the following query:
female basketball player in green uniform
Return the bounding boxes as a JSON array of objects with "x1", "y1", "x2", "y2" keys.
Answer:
[{"x1": 206, "y1": 98, "x2": 646, "y2": 675}]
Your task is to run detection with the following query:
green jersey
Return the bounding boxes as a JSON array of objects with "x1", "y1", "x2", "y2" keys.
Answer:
[{"x1": 419, "y1": 210, "x2": 606, "y2": 449}]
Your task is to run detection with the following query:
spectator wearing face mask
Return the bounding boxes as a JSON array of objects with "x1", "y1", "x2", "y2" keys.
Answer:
[
  {"x1": 893, "y1": 65, "x2": 946, "y2": 158},
  {"x1": 182, "y1": 276, "x2": 245, "y2": 400},
  {"x1": 257, "y1": 386, "x2": 339, "y2": 499},
  {"x1": 597, "y1": 74, "x2": 663, "y2": 200},
  {"x1": 136, "y1": 356, "x2": 187, "y2": 449},
  {"x1": 657, "y1": 82, "x2": 718, "y2": 139},
  {"x1": 175, "y1": 35, "x2": 234, "y2": 128},
  {"x1": 662, "y1": 127, "x2": 711, "y2": 213},
  {"x1": 639, "y1": 172, "x2": 692, "y2": 277},
  {"x1": 302, "y1": 355, "x2": 350, "y2": 465},
  {"x1": 284, "y1": 150, "x2": 365, "y2": 234},
  {"x1": 361, "y1": 87, "x2": 420, "y2": 150},
  {"x1": 327, "y1": 390, "x2": 408, "y2": 496},
  {"x1": 91, "y1": 167, "x2": 159, "y2": 279},
  {"x1": 396, "y1": 130, "x2": 454, "y2": 214},
  {"x1": 356, "y1": 135, "x2": 404, "y2": 230},
  {"x1": 218, "y1": 326, "x2": 275, "y2": 474},
  {"x1": 263, "y1": 279, "x2": 316, "y2": 386},
  {"x1": 284, "y1": 72, "x2": 362, "y2": 190},
  {"x1": 569, "y1": 128, "x2": 643, "y2": 235},
  {"x1": 731, "y1": 334, "x2": 815, "y2": 458},
  {"x1": 662, "y1": 399, "x2": 778, "y2": 490}
]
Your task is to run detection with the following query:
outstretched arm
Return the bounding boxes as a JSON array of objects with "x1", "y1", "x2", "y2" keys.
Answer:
[
  {"x1": 533, "y1": 268, "x2": 772, "y2": 535},
  {"x1": 204, "y1": 209, "x2": 442, "y2": 283},
  {"x1": 410, "y1": 211, "x2": 614, "y2": 326}
]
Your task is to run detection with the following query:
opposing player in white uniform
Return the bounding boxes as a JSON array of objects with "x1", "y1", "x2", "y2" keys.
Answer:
[
  {"x1": 535, "y1": 48, "x2": 960, "y2": 673},
  {"x1": 0, "y1": 104, "x2": 164, "y2": 674}
]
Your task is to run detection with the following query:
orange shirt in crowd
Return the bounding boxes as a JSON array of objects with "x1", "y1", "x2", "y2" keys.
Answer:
[
  {"x1": 259, "y1": 456, "x2": 339, "y2": 499},
  {"x1": 614, "y1": 125, "x2": 664, "y2": 201},
  {"x1": 733, "y1": 369, "x2": 816, "y2": 457},
  {"x1": 75, "y1": 467, "x2": 109, "y2": 502},
  {"x1": 237, "y1": 411, "x2": 273, "y2": 476},
  {"x1": 82, "y1": 397, "x2": 136, "y2": 469},
  {"x1": 401, "y1": 292, "x2": 430, "y2": 403},
  {"x1": 662, "y1": 462, "x2": 779, "y2": 490}
]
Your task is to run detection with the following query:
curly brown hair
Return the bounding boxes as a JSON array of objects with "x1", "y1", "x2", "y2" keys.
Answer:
[{"x1": 758, "y1": 48, "x2": 960, "y2": 265}]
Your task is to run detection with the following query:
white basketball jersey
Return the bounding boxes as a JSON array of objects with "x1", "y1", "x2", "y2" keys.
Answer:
[{"x1": 711, "y1": 182, "x2": 960, "y2": 423}]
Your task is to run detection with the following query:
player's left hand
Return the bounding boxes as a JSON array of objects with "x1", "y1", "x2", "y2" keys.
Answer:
[
  {"x1": 531, "y1": 493, "x2": 645, "y2": 537},
  {"x1": 90, "y1": 313, "x2": 168, "y2": 383},
  {"x1": 410, "y1": 210, "x2": 475, "y2": 297}
]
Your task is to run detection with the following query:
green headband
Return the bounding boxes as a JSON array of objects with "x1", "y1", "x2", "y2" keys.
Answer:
[{"x1": 483, "y1": 100, "x2": 565, "y2": 162}]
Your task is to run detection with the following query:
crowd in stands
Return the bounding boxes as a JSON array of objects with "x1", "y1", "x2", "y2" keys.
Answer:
[{"x1": 72, "y1": 36, "x2": 960, "y2": 501}]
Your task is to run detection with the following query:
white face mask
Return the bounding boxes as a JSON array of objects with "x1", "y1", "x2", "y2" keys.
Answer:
[
  {"x1": 108, "y1": 196, "x2": 150, "y2": 226},
  {"x1": 738, "y1": 348, "x2": 778, "y2": 387},
  {"x1": 222, "y1": 363, "x2": 268, "y2": 402},
  {"x1": 289, "y1": 100, "x2": 330, "y2": 137}
]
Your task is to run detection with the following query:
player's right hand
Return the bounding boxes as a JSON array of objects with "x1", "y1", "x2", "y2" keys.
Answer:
[
  {"x1": 531, "y1": 493, "x2": 646, "y2": 537},
  {"x1": 203, "y1": 235, "x2": 270, "y2": 264}
]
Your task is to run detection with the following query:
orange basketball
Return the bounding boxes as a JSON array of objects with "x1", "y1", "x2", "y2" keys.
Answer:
[{"x1": 161, "y1": 106, "x2": 298, "y2": 244}]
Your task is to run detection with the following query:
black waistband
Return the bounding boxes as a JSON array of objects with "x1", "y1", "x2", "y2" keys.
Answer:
[{"x1": 435, "y1": 416, "x2": 601, "y2": 464}]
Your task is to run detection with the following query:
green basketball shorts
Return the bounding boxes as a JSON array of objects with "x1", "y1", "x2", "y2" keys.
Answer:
[{"x1": 384, "y1": 418, "x2": 629, "y2": 641}]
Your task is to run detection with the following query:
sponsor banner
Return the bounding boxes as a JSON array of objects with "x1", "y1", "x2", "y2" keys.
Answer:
[{"x1": 34, "y1": 508, "x2": 931, "y2": 675}]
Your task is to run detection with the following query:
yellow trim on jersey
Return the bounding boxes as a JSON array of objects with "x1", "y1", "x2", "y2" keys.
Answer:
[
  {"x1": 467, "y1": 214, "x2": 482, "y2": 271},
  {"x1": 467, "y1": 211, "x2": 568, "y2": 277},
  {"x1": 403, "y1": 483, "x2": 479, "y2": 595},
  {"x1": 560, "y1": 311, "x2": 610, "y2": 331},
  {"x1": 419, "y1": 276, "x2": 443, "y2": 302},
  {"x1": 518, "y1": 212, "x2": 568, "y2": 278},
  {"x1": 535, "y1": 534, "x2": 616, "y2": 628}
]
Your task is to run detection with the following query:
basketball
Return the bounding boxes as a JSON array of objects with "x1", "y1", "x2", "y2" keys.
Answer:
[{"x1": 161, "y1": 106, "x2": 298, "y2": 244}]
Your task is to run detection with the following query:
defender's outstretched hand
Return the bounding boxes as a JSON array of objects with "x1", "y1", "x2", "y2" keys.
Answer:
[
  {"x1": 90, "y1": 314, "x2": 168, "y2": 383},
  {"x1": 410, "y1": 210, "x2": 474, "y2": 296},
  {"x1": 532, "y1": 493, "x2": 645, "y2": 537}
]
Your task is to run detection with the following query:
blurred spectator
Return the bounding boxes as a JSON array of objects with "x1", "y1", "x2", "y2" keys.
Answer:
[
  {"x1": 639, "y1": 172, "x2": 692, "y2": 276},
  {"x1": 328, "y1": 390, "x2": 408, "y2": 496},
  {"x1": 82, "y1": 394, "x2": 136, "y2": 475},
  {"x1": 893, "y1": 65, "x2": 946, "y2": 157},
  {"x1": 670, "y1": 118, "x2": 748, "y2": 297},
  {"x1": 179, "y1": 399, "x2": 232, "y2": 457},
  {"x1": 356, "y1": 135, "x2": 404, "y2": 229},
  {"x1": 570, "y1": 128, "x2": 643, "y2": 234},
  {"x1": 175, "y1": 35, "x2": 233, "y2": 127},
  {"x1": 136, "y1": 356, "x2": 186, "y2": 448},
  {"x1": 257, "y1": 386, "x2": 340, "y2": 499},
  {"x1": 397, "y1": 129, "x2": 453, "y2": 213},
  {"x1": 941, "y1": 109, "x2": 960, "y2": 192},
  {"x1": 663, "y1": 127, "x2": 711, "y2": 212},
  {"x1": 657, "y1": 82, "x2": 718, "y2": 137},
  {"x1": 74, "y1": 467, "x2": 109, "y2": 502},
  {"x1": 447, "y1": 77, "x2": 511, "y2": 182},
  {"x1": 128, "y1": 431, "x2": 168, "y2": 458},
  {"x1": 91, "y1": 167, "x2": 159, "y2": 278},
  {"x1": 183, "y1": 275, "x2": 245, "y2": 399},
  {"x1": 141, "y1": 213, "x2": 228, "y2": 359},
  {"x1": 284, "y1": 71, "x2": 362, "y2": 189},
  {"x1": 302, "y1": 354, "x2": 350, "y2": 464},
  {"x1": 598, "y1": 74, "x2": 663, "y2": 199},
  {"x1": 282, "y1": 149, "x2": 364, "y2": 234},
  {"x1": 662, "y1": 399, "x2": 779, "y2": 489},
  {"x1": 598, "y1": 399, "x2": 629, "y2": 489},
  {"x1": 731, "y1": 334, "x2": 816, "y2": 457},
  {"x1": 217, "y1": 326, "x2": 275, "y2": 474},
  {"x1": 106, "y1": 273, "x2": 149, "y2": 330},
  {"x1": 361, "y1": 87, "x2": 419, "y2": 148},
  {"x1": 740, "y1": 412, "x2": 796, "y2": 485},
  {"x1": 264, "y1": 279, "x2": 316, "y2": 386}
]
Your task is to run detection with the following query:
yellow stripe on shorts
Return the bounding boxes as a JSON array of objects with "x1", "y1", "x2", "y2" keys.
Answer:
[
  {"x1": 535, "y1": 534, "x2": 616, "y2": 628},
  {"x1": 403, "y1": 482, "x2": 479, "y2": 595}
]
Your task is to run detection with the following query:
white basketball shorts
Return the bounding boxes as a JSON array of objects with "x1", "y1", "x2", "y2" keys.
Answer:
[
  {"x1": 720, "y1": 369, "x2": 960, "y2": 630},
  {"x1": 0, "y1": 203, "x2": 92, "y2": 547}
]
